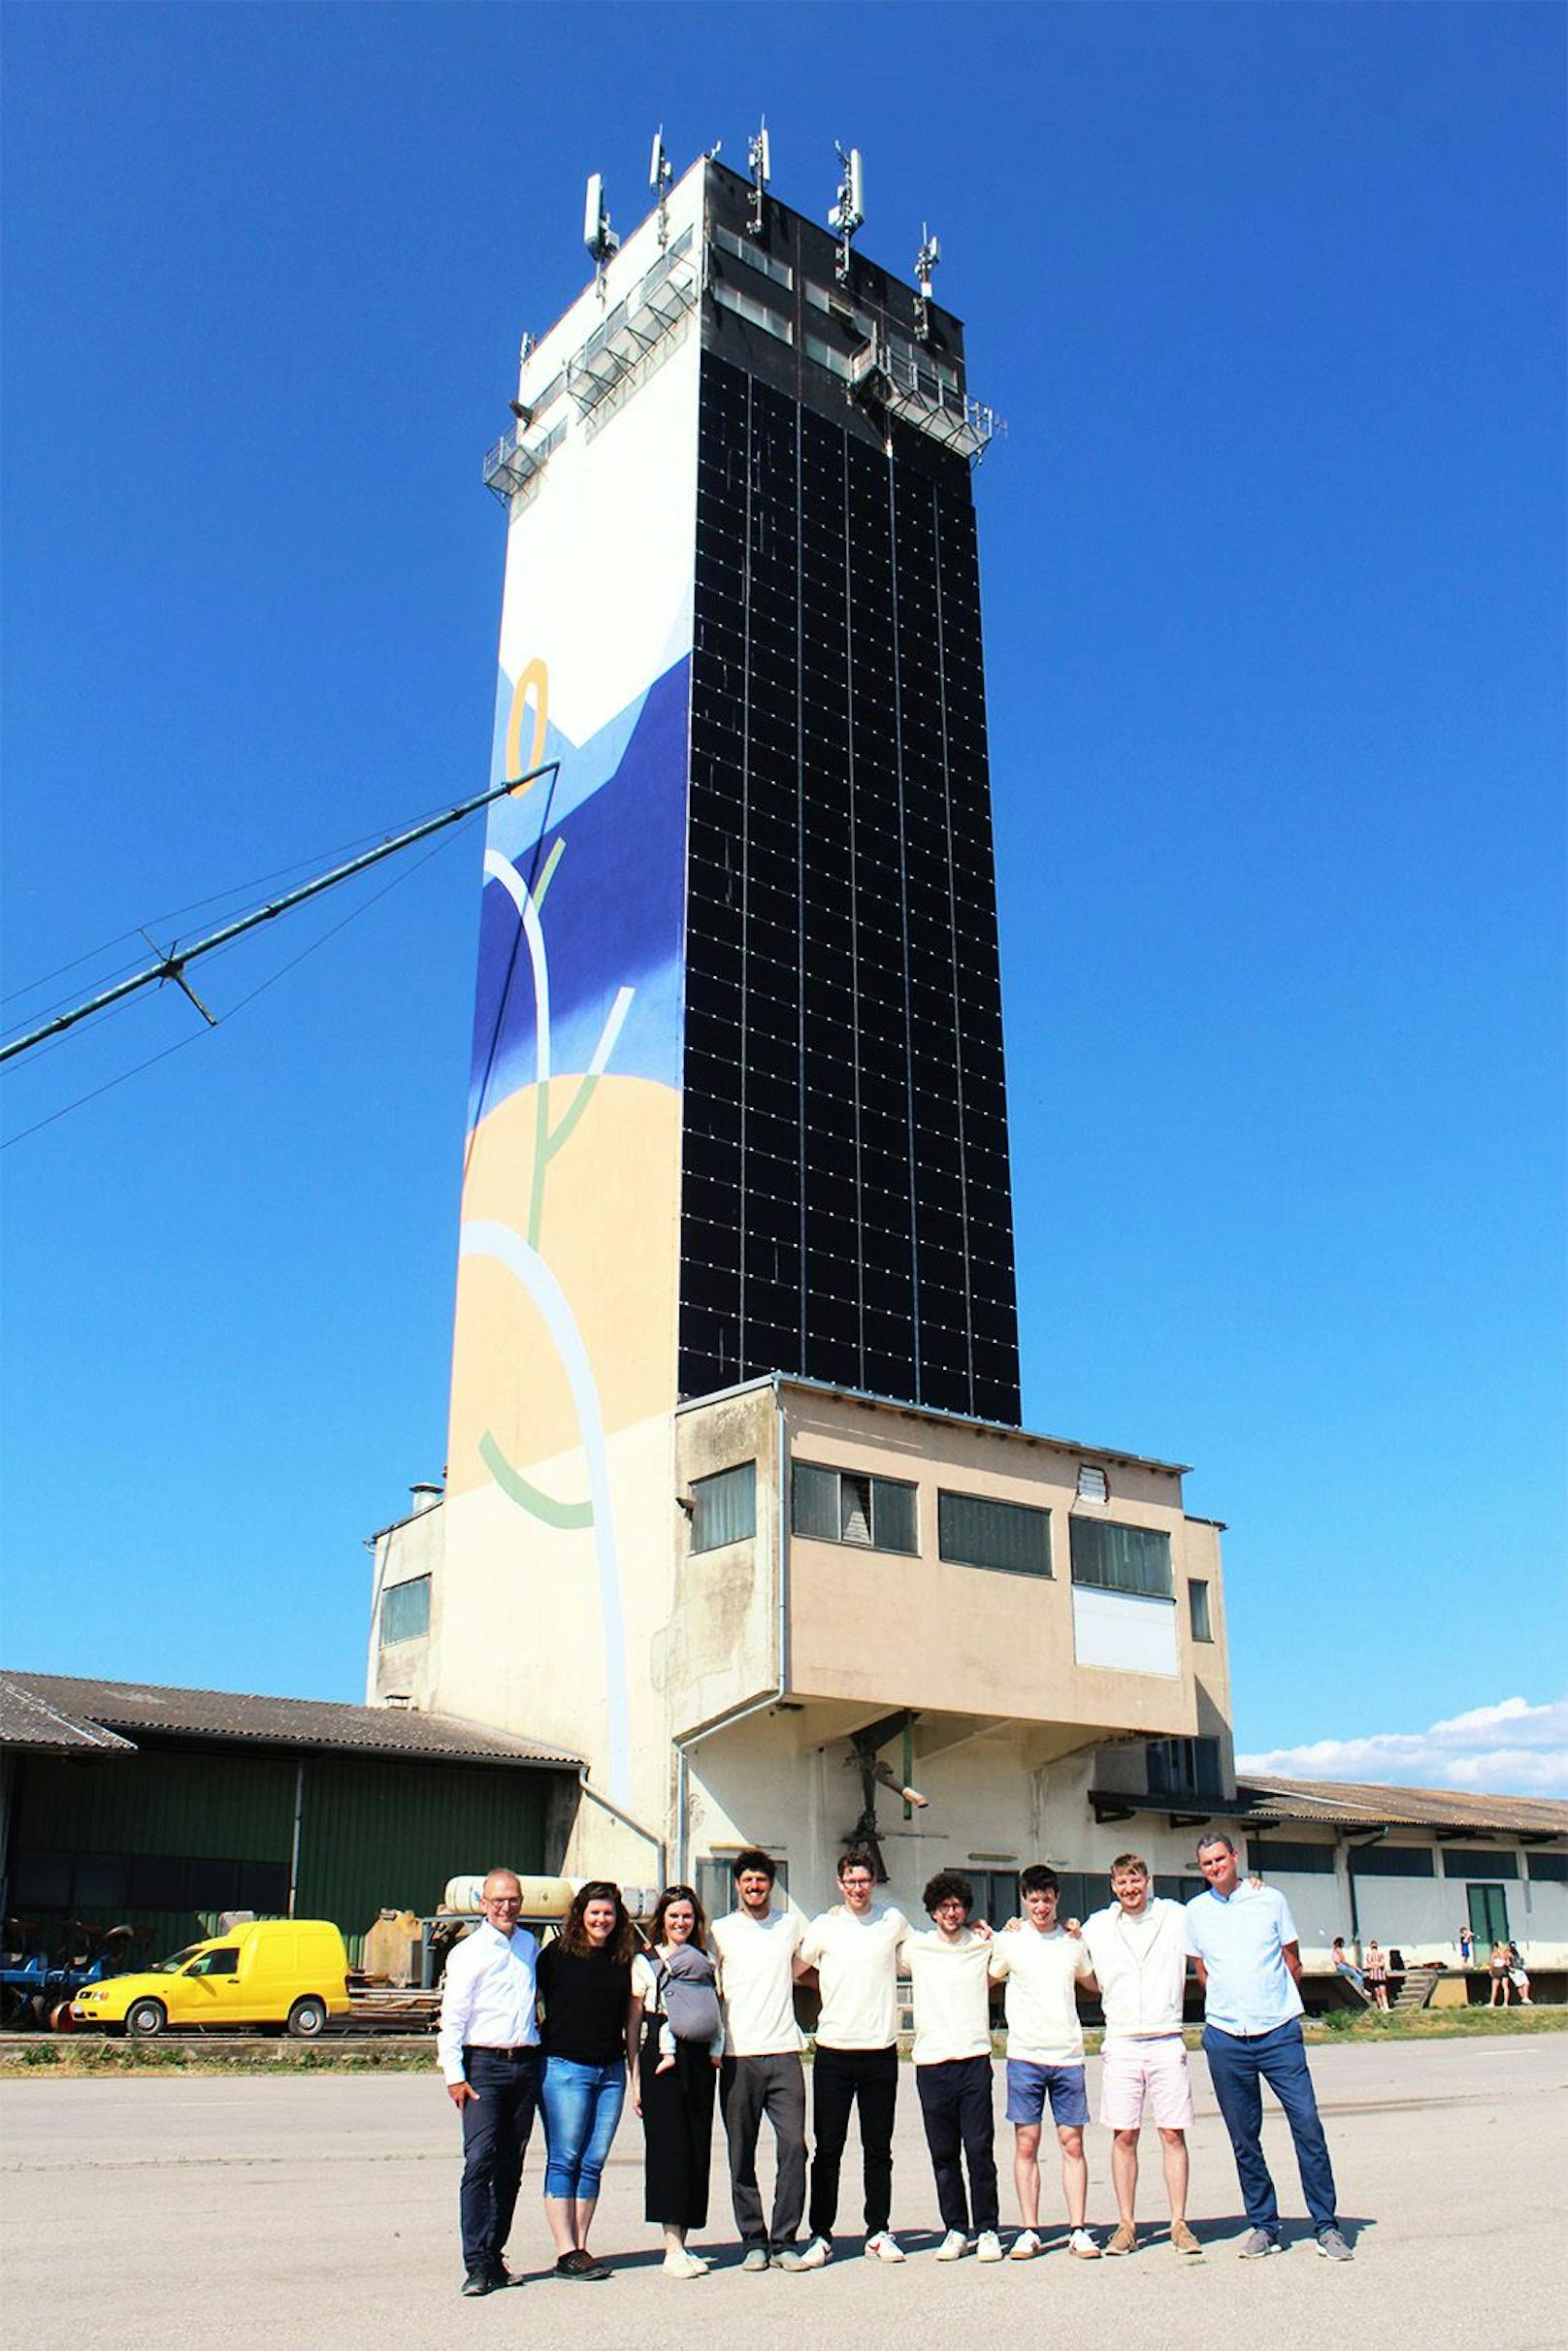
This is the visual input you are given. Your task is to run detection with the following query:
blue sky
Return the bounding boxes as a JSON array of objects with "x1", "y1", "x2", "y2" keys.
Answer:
[{"x1": 3, "y1": 4, "x2": 1562, "y2": 1790}]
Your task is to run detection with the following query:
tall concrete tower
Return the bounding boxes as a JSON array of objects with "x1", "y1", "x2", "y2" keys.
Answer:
[
  {"x1": 440, "y1": 153, "x2": 1017, "y2": 1796},
  {"x1": 373, "y1": 148, "x2": 1234, "y2": 1900}
]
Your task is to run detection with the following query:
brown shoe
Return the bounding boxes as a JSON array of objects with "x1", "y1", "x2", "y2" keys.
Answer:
[
  {"x1": 1170, "y1": 2221, "x2": 1202, "y2": 2257},
  {"x1": 1104, "y1": 2222, "x2": 1138, "y2": 2257}
]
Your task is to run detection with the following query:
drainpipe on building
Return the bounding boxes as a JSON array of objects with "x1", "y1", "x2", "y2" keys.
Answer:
[
  {"x1": 286, "y1": 1761, "x2": 306, "y2": 1917},
  {"x1": 576, "y1": 1767, "x2": 667, "y2": 1886},
  {"x1": 673, "y1": 1376, "x2": 792, "y2": 1880},
  {"x1": 1345, "y1": 1828, "x2": 1386, "y2": 1945}
]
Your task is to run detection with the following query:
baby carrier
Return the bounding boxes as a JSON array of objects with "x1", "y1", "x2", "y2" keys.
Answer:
[{"x1": 658, "y1": 1941, "x2": 721, "y2": 2043}]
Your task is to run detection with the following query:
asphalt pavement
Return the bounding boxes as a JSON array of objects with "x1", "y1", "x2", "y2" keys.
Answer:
[{"x1": 2, "y1": 2035, "x2": 1564, "y2": 2349}]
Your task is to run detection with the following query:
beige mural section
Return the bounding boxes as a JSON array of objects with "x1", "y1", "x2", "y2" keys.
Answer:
[{"x1": 446, "y1": 1075, "x2": 682, "y2": 1498}]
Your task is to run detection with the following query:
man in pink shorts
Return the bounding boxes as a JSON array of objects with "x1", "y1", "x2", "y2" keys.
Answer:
[{"x1": 1077, "y1": 1853, "x2": 1200, "y2": 2258}]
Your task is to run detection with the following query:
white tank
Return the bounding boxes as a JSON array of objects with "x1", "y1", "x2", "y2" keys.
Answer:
[{"x1": 442, "y1": 1876, "x2": 660, "y2": 1921}]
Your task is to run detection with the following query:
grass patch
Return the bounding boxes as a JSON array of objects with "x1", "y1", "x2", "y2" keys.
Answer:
[
  {"x1": 1, "y1": 2037, "x2": 439, "y2": 2076},
  {"x1": 5, "y1": 2006, "x2": 1561, "y2": 2079},
  {"x1": 1306, "y1": 2003, "x2": 1563, "y2": 2042}
]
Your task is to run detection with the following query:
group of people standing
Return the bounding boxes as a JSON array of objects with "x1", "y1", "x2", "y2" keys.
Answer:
[{"x1": 435, "y1": 1831, "x2": 1354, "y2": 2295}]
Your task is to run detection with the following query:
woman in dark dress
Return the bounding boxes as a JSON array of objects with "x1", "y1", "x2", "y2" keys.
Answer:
[
  {"x1": 536, "y1": 1881, "x2": 637, "y2": 2279},
  {"x1": 627, "y1": 1883, "x2": 724, "y2": 2279}
]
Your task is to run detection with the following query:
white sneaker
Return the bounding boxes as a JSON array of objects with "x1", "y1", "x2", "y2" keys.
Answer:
[
  {"x1": 780, "y1": 2237, "x2": 830, "y2": 2271},
  {"x1": 935, "y1": 2229, "x2": 968, "y2": 2261},
  {"x1": 662, "y1": 2249, "x2": 706, "y2": 2279},
  {"x1": 1067, "y1": 2228, "x2": 1101, "y2": 2260},
  {"x1": 976, "y1": 2231, "x2": 1003, "y2": 2263},
  {"x1": 865, "y1": 2232, "x2": 906, "y2": 2263},
  {"x1": 1009, "y1": 2229, "x2": 1042, "y2": 2260}
]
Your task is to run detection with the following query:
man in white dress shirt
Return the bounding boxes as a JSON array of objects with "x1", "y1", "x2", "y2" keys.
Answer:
[{"x1": 437, "y1": 1869, "x2": 541, "y2": 2296}]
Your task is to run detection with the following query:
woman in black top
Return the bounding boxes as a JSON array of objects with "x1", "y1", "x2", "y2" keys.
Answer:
[{"x1": 536, "y1": 1881, "x2": 637, "y2": 2280}]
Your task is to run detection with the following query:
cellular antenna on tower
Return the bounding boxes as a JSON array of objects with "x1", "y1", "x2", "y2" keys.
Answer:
[
  {"x1": 583, "y1": 171, "x2": 620, "y2": 285},
  {"x1": 829, "y1": 143, "x2": 865, "y2": 284},
  {"x1": 747, "y1": 117, "x2": 771, "y2": 238},
  {"x1": 915, "y1": 226, "x2": 940, "y2": 340},
  {"x1": 649, "y1": 128, "x2": 672, "y2": 246}
]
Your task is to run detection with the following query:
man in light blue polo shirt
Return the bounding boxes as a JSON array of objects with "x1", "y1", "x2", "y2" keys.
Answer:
[{"x1": 1186, "y1": 1834, "x2": 1352, "y2": 2264}]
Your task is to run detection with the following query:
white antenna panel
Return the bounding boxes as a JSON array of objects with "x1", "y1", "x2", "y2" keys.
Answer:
[
  {"x1": 583, "y1": 173, "x2": 604, "y2": 250},
  {"x1": 848, "y1": 147, "x2": 865, "y2": 228},
  {"x1": 649, "y1": 133, "x2": 664, "y2": 189},
  {"x1": 759, "y1": 127, "x2": 771, "y2": 182}
]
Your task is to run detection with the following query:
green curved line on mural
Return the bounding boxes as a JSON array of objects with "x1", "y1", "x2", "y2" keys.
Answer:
[
  {"x1": 529, "y1": 1084, "x2": 551, "y2": 1249},
  {"x1": 532, "y1": 836, "x2": 565, "y2": 911},
  {"x1": 478, "y1": 1428, "x2": 594, "y2": 1528},
  {"x1": 544, "y1": 1067, "x2": 604, "y2": 1163}
]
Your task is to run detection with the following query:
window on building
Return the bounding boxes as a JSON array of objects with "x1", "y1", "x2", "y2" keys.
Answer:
[
  {"x1": 73, "y1": 1853, "x2": 131, "y2": 1908},
  {"x1": 1154, "y1": 1874, "x2": 1206, "y2": 1904},
  {"x1": 691, "y1": 1462, "x2": 757, "y2": 1552},
  {"x1": 1145, "y1": 1737, "x2": 1223, "y2": 1801},
  {"x1": 1525, "y1": 1850, "x2": 1568, "y2": 1884},
  {"x1": 965, "y1": 1868, "x2": 1020, "y2": 1925},
  {"x1": 1188, "y1": 1581, "x2": 1213, "y2": 1642},
  {"x1": 792, "y1": 1462, "x2": 917, "y2": 1554},
  {"x1": 711, "y1": 280, "x2": 795, "y2": 343},
  {"x1": 1076, "y1": 1464, "x2": 1109, "y2": 1504},
  {"x1": 1071, "y1": 1519, "x2": 1173, "y2": 1601},
  {"x1": 11, "y1": 1850, "x2": 71, "y2": 1909},
  {"x1": 1051, "y1": 1872, "x2": 1099, "y2": 1925},
  {"x1": 938, "y1": 1491, "x2": 1050, "y2": 1578},
  {"x1": 1245, "y1": 1840, "x2": 1336, "y2": 1876},
  {"x1": 381, "y1": 1576, "x2": 431, "y2": 1646},
  {"x1": 1346, "y1": 1845, "x2": 1435, "y2": 1878},
  {"x1": 1440, "y1": 1846, "x2": 1519, "y2": 1880},
  {"x1": 712, "y1": 224, "x2": 794, "y2": 288}
]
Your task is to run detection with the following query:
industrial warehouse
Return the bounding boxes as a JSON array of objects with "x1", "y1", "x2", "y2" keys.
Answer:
[{"x1": 5, "y1": 147, "x2": 1563, "y2": 2013}]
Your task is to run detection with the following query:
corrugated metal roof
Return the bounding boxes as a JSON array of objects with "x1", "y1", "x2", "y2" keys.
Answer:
[
  {"x1": 1236, "y1": 1773, "x2": 1568, "y2": 1838},
  {"x1": 0, "y1": 1673, "x2": 136, "y2": 1753},
  {"x1": 1090, "y1": 1773, "x2": 1568, "y2": 1838},
  {"x1": 677, "y1": 1373, "x2": 1194, "y2": 1477},
  {"x1": 0, "y1": 1672, "x2": 581, "y2": 1769}
]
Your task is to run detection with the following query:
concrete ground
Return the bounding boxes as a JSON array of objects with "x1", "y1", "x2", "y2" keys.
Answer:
[{"x1": 3, "y1": 2037, "x2": 1564, "y2": 2350}]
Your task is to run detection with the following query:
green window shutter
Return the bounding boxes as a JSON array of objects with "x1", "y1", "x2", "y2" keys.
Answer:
[
  {"x1": 692, "y1": 1462, "x2": 757, "y2": 1552},
  {"x1": 1069, "y1": 1518, "x2": 1173, "y2": 1601},
  {"x1": 870, "y1": 1479, "x2": 917, "y2": 1554},
  {"x1": 938, "y1": 1491, "x2": 1050, "y2": 1576},
  {"x1": 792, "y1": 1462, "x2": 839, "y2": 1541}
]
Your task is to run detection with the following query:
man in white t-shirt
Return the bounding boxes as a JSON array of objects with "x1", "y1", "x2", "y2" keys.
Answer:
[
  {"x1": 902, "y1": 1870, "x2": 1003, "y2": 2264},
  {"x1": 1077, "y1": 1851, "x2": 1201, "y2": 2258},
  {"x1": 709, "y1": 1849, "x2": 812, "y2": 2271},
  {"x1": 788, "y1": 1846, "x2": 910, "y2": 2269},
  {"x1": 988, "y1": 1864, "x2": 1099, "y2": 2260}
]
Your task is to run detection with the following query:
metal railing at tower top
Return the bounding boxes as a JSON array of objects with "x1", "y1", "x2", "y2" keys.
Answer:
[
  {"x1": 482, "y1": 227, "x2": 701, "y2": 504},
  {"x1": 848, "y1": 329, "x2": 998, "y2": 464}
]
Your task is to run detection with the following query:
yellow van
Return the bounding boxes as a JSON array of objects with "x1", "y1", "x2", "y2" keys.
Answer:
[{"x1": 72, "y1": 1919, "x2": 350, "y2": 2039}]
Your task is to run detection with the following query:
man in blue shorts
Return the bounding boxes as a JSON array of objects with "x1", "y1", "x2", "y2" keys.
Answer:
[{"x1": 988, "y1": 1865, "x2": 1099, "y2": 2258}]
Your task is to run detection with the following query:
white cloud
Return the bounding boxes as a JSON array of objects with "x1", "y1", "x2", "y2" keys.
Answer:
[{"x1": 1235, "y1": 1695, "x2": 1568, "y2": 1799}]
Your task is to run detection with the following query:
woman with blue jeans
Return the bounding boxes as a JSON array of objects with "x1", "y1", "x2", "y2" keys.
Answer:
[{"x1": 536, "y1": 1881, "x2": 637, "y2": 2280}]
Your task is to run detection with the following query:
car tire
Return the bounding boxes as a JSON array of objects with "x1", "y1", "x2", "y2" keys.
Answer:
[
  {"x1": 286, "y1": 1996, "x2": 329, "y2": 2041},
  {"x1": 125, "y1": 1999, "x2": 167, "y2": 2039}
]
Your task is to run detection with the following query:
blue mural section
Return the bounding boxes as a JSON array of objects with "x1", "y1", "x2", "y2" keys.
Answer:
[{"x1": 467, "y1": 654, "x2": 690, "y2": 1127}]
